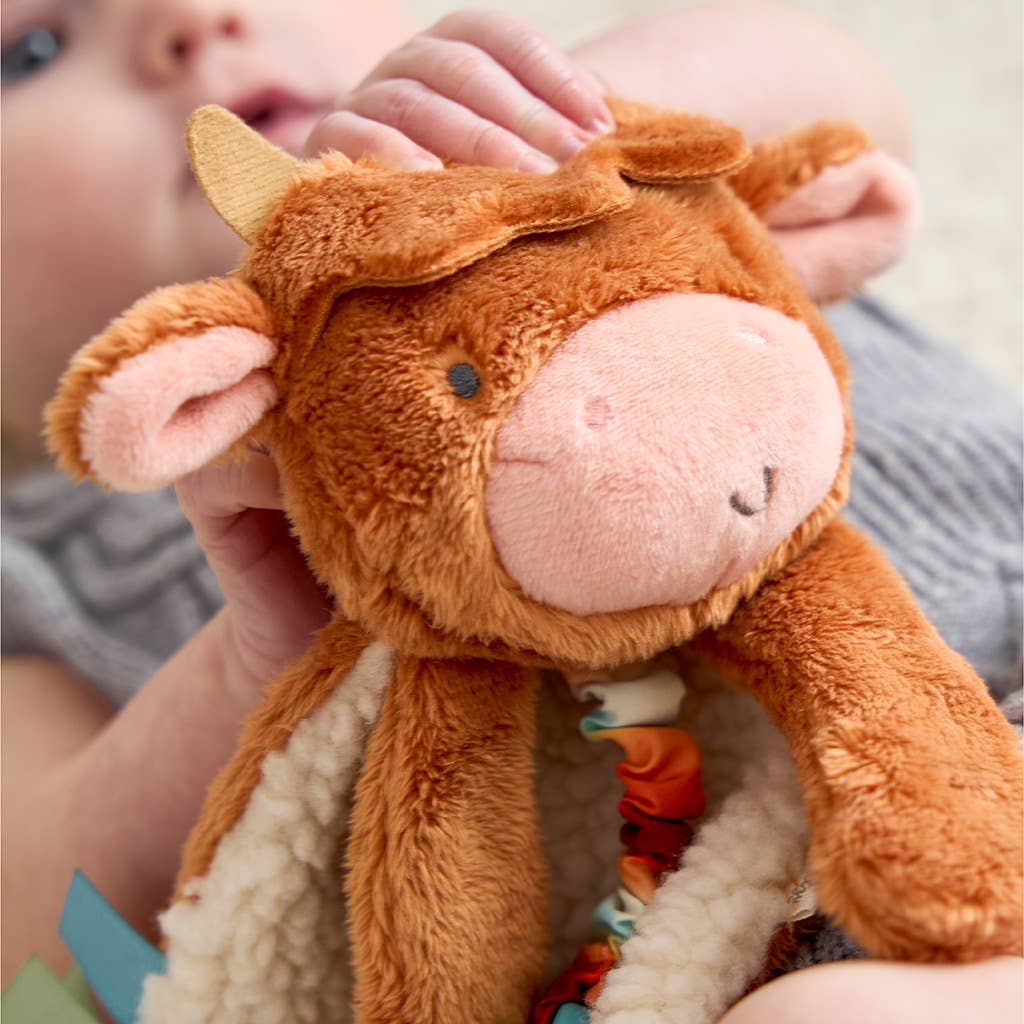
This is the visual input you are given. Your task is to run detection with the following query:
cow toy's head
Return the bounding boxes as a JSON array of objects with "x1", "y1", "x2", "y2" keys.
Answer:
[{"x1": 47, "y1": 101, "x2": 916, "y2": 670}]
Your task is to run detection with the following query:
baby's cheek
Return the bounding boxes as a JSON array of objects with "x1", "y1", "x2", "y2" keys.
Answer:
[
  {"x1": 2, "y1": 98, "x2": 237, "y2": 431},
  {"x1": 265, "y1": 0, "x2": 415, "y2": 83}
]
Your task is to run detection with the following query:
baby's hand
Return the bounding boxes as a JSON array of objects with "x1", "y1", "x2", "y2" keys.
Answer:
[
  {"x1": 306, "y1": 11, "x2": 613, "y2": 172},
  {"x1": 719, "y1": 955, "x2": 1022, "y2": 1024},
  {"x1": 175, "y1": 453, "x2": 331, "y2": 703}
]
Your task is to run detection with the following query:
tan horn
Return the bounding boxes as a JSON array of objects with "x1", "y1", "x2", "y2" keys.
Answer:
[{"x1": 186, "y1": 104, "x2": 306, "y2": 243}]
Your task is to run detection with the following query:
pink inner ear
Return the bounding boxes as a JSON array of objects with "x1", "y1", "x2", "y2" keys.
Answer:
[
  {"x1": 763, "y1": 151, "x2": 919, "y2": 301},
  {"x1": 80, "y1": 326, "x2": 278, "y2": 490}
]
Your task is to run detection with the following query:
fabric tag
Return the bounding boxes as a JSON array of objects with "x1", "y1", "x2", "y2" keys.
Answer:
[
  {"x1": 577, "y1": 668, "x2": 686, "y2": 735},
  {"x1": 61, "y1": 966, "x2": 97, "y2": 1012},
  {"x1": 59, "y1": 870, "x2": 166, "y2": 1024},
  {"x1": 787, "y1": 875, "x2": 817, "y2": 922},
  {"x1": 1, "y1": 958, "x2": 99, "y2": 1024}
]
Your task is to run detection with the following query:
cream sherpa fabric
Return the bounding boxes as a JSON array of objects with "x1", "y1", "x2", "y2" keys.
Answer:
[
  {"x1": 141, "y1": 656, "x2": 807, "y2": 1023},
  {"x1": 139, "y1": 643, "x2": 394, "y2": 1024}
]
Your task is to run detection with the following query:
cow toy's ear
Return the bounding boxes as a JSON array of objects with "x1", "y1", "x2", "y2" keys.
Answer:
[
  {"x1": 187, "y1": 104, "x2": 309, "y2": 243},
  {"x1": 602, "y1": 98, "x2": 751, "y2": 184},
  {"x1": 46, "y1": 278, "x2": 278, "y2": 491},
  {"x1": 730, "y1": 122, "x2": 919, "y2": 302}
]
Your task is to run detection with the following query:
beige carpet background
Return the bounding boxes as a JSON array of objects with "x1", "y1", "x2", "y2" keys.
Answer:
[{"x1": 408, "y1": 0, "x2": 1023, "y2": 392}]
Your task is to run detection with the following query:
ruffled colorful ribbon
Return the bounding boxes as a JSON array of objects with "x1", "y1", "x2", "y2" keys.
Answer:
[{"x1": 533, "y1": 669, "x2": 704, "y2": 1023}]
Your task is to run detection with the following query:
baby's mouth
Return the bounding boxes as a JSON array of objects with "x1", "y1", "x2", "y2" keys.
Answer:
[
  {"x1": 181, "y1": 86, "x2": 330, "y2": 194},
  {"x1": 226, "y1": 86, "x2": 330, "y2": 154}
]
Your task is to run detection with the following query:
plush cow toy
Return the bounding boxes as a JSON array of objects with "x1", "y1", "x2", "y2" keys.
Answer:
[{"x1": 47, "y1": 101, "x2": 1022, "y2": 1024}]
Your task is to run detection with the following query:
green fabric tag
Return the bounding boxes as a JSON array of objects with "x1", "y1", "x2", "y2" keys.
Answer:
[
  {"x1": 1, "y1": 958, "x2": 100, "y2": 1024},
  {"x1": 61, "y1": 965, "x2": 98, "y2": 1013}
]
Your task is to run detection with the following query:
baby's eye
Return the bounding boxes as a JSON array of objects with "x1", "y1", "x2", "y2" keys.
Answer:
[{"x1": 1, "y1": 26, "x2": 67, "y2": 83}]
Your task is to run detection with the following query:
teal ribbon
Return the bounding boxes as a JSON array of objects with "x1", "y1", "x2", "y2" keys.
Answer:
[
  {"x1": 59, "y1": 871, "x2": 165, "y2": 1024},
  {"x1": 552, "y1": 1004, "x2": 591, "y2": 1024},
  {"x1": 579, "y1": 707, "x2": 614, "y2": 738},
  {"x1": 593, "y1": 894, "x2": 636, "y2": 941}
]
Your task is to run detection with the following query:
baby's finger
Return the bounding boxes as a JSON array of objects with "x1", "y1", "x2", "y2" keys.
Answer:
[
  {"x1": 175, "y1": 454, "x2": 287, "y2": 561},
  {"x1": 347, "y1": 79, "x2": 557, "y2": 172},
  {"x1": 304, "y1": 109, "x2": 443, "y2": 169},
  {"x1": 176, "y1": 456, "x2": 331, "y2": 674},
  {"x1": 176, "y1": 453, "x2": 282, "y2": 521},
  {"x1": 363, "y1": 36, "x2": 592, "y2": 163},
  {"x1": 425, "y1": 11, "x2": 613, "y2": 133}
]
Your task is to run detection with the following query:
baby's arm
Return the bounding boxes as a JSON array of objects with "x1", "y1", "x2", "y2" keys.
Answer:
[
  {"x1": 719, "y1": 956, "x2": 1023, "y2": 1024},
  {"x1": 1, "y1": 456, "x2": 330, "y2": 981}
]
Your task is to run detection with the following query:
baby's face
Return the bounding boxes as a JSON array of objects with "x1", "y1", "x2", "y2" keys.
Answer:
[{"x1": 1, "y1": 0, "x2": 413, "y2": 455}]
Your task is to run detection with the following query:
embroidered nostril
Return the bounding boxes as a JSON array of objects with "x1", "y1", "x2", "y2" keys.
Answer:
[
  {"x1": 584, "y1": 395, "x2": 611, "y2": 430},
  {"x1": 730, "y1": 466, "x2": 776, "y2": 517}
]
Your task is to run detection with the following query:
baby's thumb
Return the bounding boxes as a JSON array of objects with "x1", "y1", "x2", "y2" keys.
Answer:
[{"x1": 175, "y1": 452, "x2": 284, "y2": 549}]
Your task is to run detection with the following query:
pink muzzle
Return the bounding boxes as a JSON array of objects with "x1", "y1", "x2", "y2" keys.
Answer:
[{"x1": 485, "y1": 293, "x2": 844, "y2": 615}]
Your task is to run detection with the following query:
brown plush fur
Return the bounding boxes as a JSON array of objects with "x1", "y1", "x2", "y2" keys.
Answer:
[
  {"x1": 728, "y1": 121, "x2": 871, "y2": 215},
  {"x1": 246, "y1": 105, "x2": 750, "y2": 366},
  {"x1": 255, "y1": 162, "x2": 851, "y2": 673},
  {"x1": 346, "y1": 657, "x2": 546, "y2": 1023},
  {"x1": 604, "y1": 98, "x2": 751, "y2": 183},
  {"x1": 45, "y1": 103, "x2": 1023, "y2": 1021},
  {"x1": 694, "y1": 520, "x2": 1023, "y2": 961}
]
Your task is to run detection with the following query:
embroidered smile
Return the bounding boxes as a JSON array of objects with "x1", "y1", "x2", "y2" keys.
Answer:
[{"x1": 729, "y1": 466, "x2": 776, "y2": 517}]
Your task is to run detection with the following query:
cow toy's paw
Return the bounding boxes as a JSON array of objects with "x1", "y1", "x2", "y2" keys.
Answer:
[{"x1": 808, "y1": 718, "x2": 1023, "y2": 962}]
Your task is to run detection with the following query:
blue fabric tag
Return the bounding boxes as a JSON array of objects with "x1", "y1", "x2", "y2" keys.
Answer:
[{"x1": 58, "y1": 871, "x2": 165, "y2": 1024}]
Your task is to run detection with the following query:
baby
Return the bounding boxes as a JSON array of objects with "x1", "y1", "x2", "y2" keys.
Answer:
[{"x1": 2, "y1": 1, "x2": 1020, "y2": 1019}]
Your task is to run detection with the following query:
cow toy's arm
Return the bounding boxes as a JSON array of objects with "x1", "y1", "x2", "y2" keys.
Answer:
[{"x1": 694, "y1": 519, "x2": 1022, "y2": 962}]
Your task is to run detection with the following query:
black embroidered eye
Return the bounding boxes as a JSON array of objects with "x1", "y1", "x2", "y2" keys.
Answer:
[
  {"x1": 447, "y1": 362, "x2": 480, "y2": 399},
  {"x1": 1, "y1": 27, "x2": 67, "y2": 83}
]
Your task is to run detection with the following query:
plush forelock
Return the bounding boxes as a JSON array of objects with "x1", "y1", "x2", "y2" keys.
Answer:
[{"x1": 240, "y1": 108, "x2": 750, "y2": 363}]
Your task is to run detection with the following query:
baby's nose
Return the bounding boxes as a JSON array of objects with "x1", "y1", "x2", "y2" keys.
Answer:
[{"x1": 132, "y1": 0, "x2": 244, "y2": 87}]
